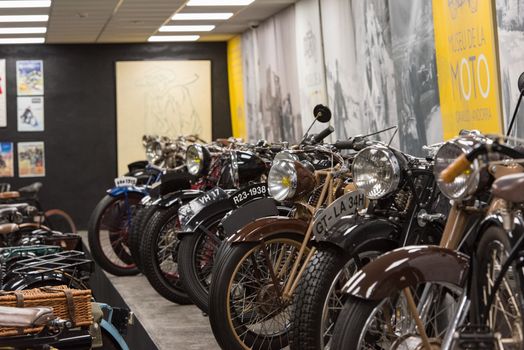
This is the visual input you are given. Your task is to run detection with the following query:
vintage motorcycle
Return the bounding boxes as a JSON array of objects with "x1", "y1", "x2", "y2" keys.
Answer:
[
  {"x1": 332, "y1": 73, "x2": 524, "y2": 350},
  {"x1": 208, "y1": 133, "x2": 370, "y2": 349},
  {"x1": 289, "y1": 140, "x2": 446, "y2": 349}
]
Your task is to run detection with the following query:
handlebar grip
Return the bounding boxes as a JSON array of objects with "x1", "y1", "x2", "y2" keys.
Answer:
[
  {"x1": 334, "y1": 140, "x2": 354, "y2": 150},
  {"x1": 439, "y1": 154, "x2": 471, "y2": 183},
  {"x1": 312, "y1": 126, "x2": 335, "y2": 144}
]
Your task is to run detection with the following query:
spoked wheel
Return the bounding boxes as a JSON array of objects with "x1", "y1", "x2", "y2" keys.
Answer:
[
  {"x1": 477, "y1": 226, "x2": 524, "y2": 350},
  {"x1": 332, "y1": 282, "x2": 462, "y2": 349},
  {"x1": 178, "y1": 216, "x2": 222, "y2": 312},
  {"x1": 290, "y1": 246, "x2": 386, "y2": 350},
  {"x1": 140, "y1": 205, "x2": 191, "y2": 304},
  {"x1": 43, "y1": 209, "x2": 77, "y2": 233},
  {"x1": 88, "y1": 193, "x2": 142, "y2": 276},
  {"x1": 209, "y1": 233, "x2": 309, "y2": 350}
]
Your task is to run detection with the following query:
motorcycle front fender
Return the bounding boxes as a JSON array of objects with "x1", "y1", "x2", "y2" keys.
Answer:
[
  {"x1": 316, "y1": 215, "x2": 400, "y2": 254},
  {"x1": 477, "y1": 214, "x2": 524, "y2": 247},
  {"x1": 153, "y1": 189, "x2": 203, "y2": 208},
  {"x1": 227, "y1": 216, "x2": 309, "y2": 244},
  {"x1": 100, "y1": 319, "x2": 129, "y2": 350},
  {"x1": 342, "y1": 245, "x2": 470, "y2": 301},
  {"x1": 177, "y1": 198, "x2": 236, "y2": 240}
]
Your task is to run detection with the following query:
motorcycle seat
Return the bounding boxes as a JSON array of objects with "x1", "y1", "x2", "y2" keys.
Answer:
[
  {"x1": 0, "y1": 306, "x2": 55, "y2": 328},
  {"x1": 0, "y1": 223, "x2": 19, "y2": 235},
  {"x1": 492, "y1": 173, "x2": 524, "y2": 203},
  {"x1": 0, "y1": 191, "x2": 20, "y2": 199},
  {"x1": 18, "y1": 182, "x2": 43, "y2": 195}
]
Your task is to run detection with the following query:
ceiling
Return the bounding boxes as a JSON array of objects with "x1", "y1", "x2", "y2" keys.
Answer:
[{"x1": 36, "y1": 0, "x2": 295, "y2": 43}]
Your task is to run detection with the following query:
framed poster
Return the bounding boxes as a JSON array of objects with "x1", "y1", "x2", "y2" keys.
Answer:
[
  {"x1": 432, "y1": 0, "x2": 503, "y2": 139},
  {"x1": 16, "y1": 60, "x2": 44, "y2": 96},
  {"x1": 0, "y1": 142, "x2": 14, "y2": 177},
  {"x1": 17, "y1": 141, "x2": 45, "y2": 177},
  {"x1": 17, "y1": 96, "x2": 44, "y2": 132},
  {"x1": 0, "y1": 60, "x2": 6, "y2": 127},
  {"x1": 115, "y1": 60, "x2": 212, "y2": 175}
]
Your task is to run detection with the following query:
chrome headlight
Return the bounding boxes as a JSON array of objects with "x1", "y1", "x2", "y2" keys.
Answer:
[
  {"x1": 268, "y1": 159, "x2": 316, "y2": 201},
  {"x1": 230, "y1": 151, "x2": 240, "y2": 188},
  {"x1": 268, "y1": 159, "x2": 297, "y2": 201},
  {"x1": 434, "y1": 138, "x2": 480, "y2": 200},
  {"x1": 352, "y1": 146, "x2": 401, "y2": 200},
  {"x1": 273, "y1": 151, "x2": 299, "y2": 164},
  {"x1": 186, "y1": 144, "x2": 210, "y2": 176},
  {"x1": 146, "y1": 141, "x2": 161, "y2": 162}
]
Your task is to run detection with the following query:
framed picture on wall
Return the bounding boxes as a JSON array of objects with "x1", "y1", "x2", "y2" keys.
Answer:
[
  {"x1": 0, "y1": 60, "x2": 6, "y2": 127},
  {"x1": 0, "y1": 142, "x2": 14, "y2": 177},
  {"x1": 16, "y1": 60, "x2": 44, "y2": 96},
  {"x1": 115, "y1": 60, "x2": 212, "y2": 175},
  {"x1": 17, "y1": 141, "x2": 45, "y2": 177},
  {"x1": 17, "y1": 96, "x2": 44, "y2": 132}
]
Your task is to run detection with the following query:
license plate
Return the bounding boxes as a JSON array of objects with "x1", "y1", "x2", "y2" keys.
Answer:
[
  {"x1": 230, "y1": 183, "x2": 268, "y2": 207},
  {"x1": 312, "y1": 190, "x2": 366, "y2": 237},
  {"x1": 179, "y1": 187, "x2": 228, "y2": 227},
  {"x1": 114, "y1": 176, "x2": 137, "y2": 187}
]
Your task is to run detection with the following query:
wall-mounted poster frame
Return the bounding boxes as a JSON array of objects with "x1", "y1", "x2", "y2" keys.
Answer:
[
  {"x1": 17, "y1": 141, "x2": 45, "y2": 177},
  {"x1": 16, "y1": 60, "x2": 44, "y2": 96},
  {"x1": 0, "y1": 142, "x2": 13, "y2": 177}
]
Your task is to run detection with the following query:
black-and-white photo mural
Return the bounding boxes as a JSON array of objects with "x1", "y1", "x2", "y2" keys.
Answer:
[
  {"x1": 295, "y1": 0, "x2": 329, "y2": 137},
  {"x1": 320, "y1": 0, "x2": 399, "y2": 146},
  {"x1": 241, "y1": 6, "x2": 303, "y2": 143},
  {"x1": 389, "y1": 0, "x2": 442, "y2": 155},
  {"x1": 496, "y1": 0, "x2": 524, "y2": 136}
]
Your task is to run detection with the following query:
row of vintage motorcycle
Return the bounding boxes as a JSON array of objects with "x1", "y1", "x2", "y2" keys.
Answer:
[{"x1": 89, "y1": 74, "x2": 524, "y2": 350}]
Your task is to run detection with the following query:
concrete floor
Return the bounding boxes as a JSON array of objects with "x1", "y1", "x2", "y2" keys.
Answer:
[{"x1": 81, "y1": 232, "x2": 220, "y2": 350}]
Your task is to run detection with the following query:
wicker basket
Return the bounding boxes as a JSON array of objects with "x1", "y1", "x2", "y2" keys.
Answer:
[{"x1": 0, "y1": 286, "x2": 92, "y2": 337}]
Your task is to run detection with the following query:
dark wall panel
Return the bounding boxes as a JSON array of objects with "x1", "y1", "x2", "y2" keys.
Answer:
[{"x1": 0, "y1": 42, "x2": 231, "y2": 229}]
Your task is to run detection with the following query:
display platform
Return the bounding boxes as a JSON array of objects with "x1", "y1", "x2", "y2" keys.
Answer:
[{"x1": 81, "y1": 233, "x2": 219, "y2": 350}]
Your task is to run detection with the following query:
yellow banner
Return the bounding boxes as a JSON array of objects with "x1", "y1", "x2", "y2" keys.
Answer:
[
  {"x1": 227, "y1": 36, "x2": 247, "y2": 140},
  {"x1": 432, "y1": 0, "x2": 503, "y2": 139}
]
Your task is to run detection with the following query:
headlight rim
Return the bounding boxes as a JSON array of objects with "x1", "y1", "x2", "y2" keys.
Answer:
[
  {"x1": 186, "y1": 144, "x2": 210, "y2": 176},
  {"x1": 352, "y1": 145, "x2": 401, "y2": 200}
]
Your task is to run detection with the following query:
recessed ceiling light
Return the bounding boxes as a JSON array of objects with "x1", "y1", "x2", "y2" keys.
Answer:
[
  {"x1": 0, "y1": 1, "x2": 51, "y2": 8},
  {"x1": 0, "y1": 27, "x2": 46, "y2": 34},
  {"x1": 159, "y1": 25, "x2": 215, "y2": 32},
  {"x1": 148, "y1": 35, "x2": 200, "y2": 42},
  {"x1": 0, "y1": 15, "x2": 49, "y2": 22},
  {"x1": 0, "y1": 37, "x2": 45, "y2": 44},
  {"x1": 172, "y1": 13, "x2": 233, "y2": 20},
  {"x1": 187, "y1": 0, "x2": 254, "y2": 6}
]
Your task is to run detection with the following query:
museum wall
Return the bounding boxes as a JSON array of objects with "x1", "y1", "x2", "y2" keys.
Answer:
[
  {"x1": 0, "y1": 42, "x2": 231, "y2": 228},
  {"x1": 232, "y1": 0, "x2": 524, "y2": 155}
]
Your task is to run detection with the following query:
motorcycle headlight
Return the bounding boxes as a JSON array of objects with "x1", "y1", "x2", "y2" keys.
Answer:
[
  {"x1": 273, "y1": 151, "x2": 299, "y2": 164},
  {"x1": 230, "y1": 151, "x2": 240, "y2": 188},
  {"x1": 146, "y1": 141, "x2": 161, "y2": 163},
  {"x1": 186, "y1": 144, "x2": 210, "y2": 176},
  {"x1": 434, "y1": 139, "x2": 480, "y2": 200},
  {"x1": 352, "y1": 146, "x2": 401, "y2": 200},
  {"x1": 268, "y1": 159, "x2": 315, "y2": 201}
]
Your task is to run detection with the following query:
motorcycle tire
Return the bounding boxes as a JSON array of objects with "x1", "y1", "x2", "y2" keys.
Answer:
[
  {"x1": 178, "y1": 213, "x2": 223, "y2": 313},
  {"x1": 128, "y1": 205, "x2": 157, "y2": 271},
  {"x1": 88, "y1": 193, "x2": 142, "y2": 276},
  {"x1": 139, "y1": 205, "x2": 192, "y2": 305},
  {"x1": 209, "y1": 232, "x2": 307, "y2": 350},
  {"x1": 289, "y1": 245, "x2": 392, "y2": 350}
]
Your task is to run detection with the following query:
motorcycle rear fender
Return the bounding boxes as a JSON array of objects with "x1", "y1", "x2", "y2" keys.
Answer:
[
  {"x1": 316, "y1": 215, "x2": 400, "y2": 254},
  {"x1": 107, "y1": 186, "x2": 147, "y2": 197},
  {"x1": 3, "y1": 272, "x2": 80, "y2": 291},
  {"x1": 154, "y1": 189, "x2": 203, "y2": 208},
  {"x1": 227, "y1": 216, "x2": 309, "y2": 244},
  {"x1": 342, "y1": 245, "x2": 470, "y2": 301},
  {"x1": 177, "y1": 198, "x2": 236, "y2": 239}
]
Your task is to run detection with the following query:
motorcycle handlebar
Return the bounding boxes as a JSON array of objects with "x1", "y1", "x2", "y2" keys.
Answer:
[
  {"x1": 439, "y1": 154, "x2": 472, "y2": 183},
  {"x1": 312, "y1": 126, "x2": 334, "y2": 144}
]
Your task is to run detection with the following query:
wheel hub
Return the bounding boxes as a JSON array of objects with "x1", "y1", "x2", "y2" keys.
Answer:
[
  {"x1": 256, "y1": 283, "x2": 286, "y2": 315},
  {"x1": 391, "y1": 334, "x2": 441, "y2": 350}
]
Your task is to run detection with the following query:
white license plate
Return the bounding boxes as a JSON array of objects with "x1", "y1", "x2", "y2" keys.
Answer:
[
  {"x1": 114, "y1": 176, "x2": 137, "y2": 187},
  {"x1": 313, "y1": 190, "x2": 366, "y2": 237}
]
